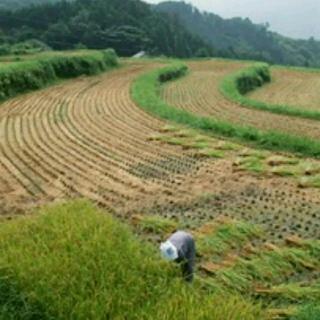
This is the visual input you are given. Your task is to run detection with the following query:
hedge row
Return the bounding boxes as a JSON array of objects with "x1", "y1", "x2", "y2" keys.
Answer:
[
  {"x1": 220, "y1": 63, "x2": 320, "y2": 121},
  {"x1": 0, "y1": 49, "x2": 118, "y2": 101},
  {"x1": 132, "y1": 63, "x2": 320, "y2": 158}
]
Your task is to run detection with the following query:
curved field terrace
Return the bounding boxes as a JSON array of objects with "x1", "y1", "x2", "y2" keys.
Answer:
[
  {"x1": 0, "y1": 60, "x2": 318, "y2": 242},
  {"x1": 162, "y1": 60, "x2": 320, "y2": 140},
  {"x1": 249, "y1": 67, "x2": 320, "y2": 112}
]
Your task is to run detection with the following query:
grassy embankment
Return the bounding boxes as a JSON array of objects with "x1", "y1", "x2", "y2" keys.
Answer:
[
  {"x1": 220, "y1": 63, "x2": 320, "y2": 121},
  {"x1": 0, "y1": 200, "x2": 262, "y2": 320},
  {"x1": 0, "y1": 49, "x2": 118, "y2": 101},
  {"x1": 131, "y1": 63, "x2": 320, "y2": 158}
]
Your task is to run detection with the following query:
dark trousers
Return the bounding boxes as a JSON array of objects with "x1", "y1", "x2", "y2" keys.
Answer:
[{"x1": 177, "y1": 258, "x2": 194, "y2": 282}]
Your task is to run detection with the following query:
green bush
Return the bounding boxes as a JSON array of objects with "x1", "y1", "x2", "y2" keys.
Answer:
[
  {"x1": 0, "y1": 200, "x2": 262, "y2": 320},
  {"x1": 220, "y1": 63, "x2": 270, "y2": 99},
  {"x1": 236, "y1": 64, "x2": 271, "y2": 95},
  {"x1": 0, "y1": 49, "x2": 118, "y2": 101},
  {"x1": 159, "y1": 65, "x2": 188, "y2": 82},
  {"x1": 132, "y1": 64, "x2": 320, "y2": 158}
]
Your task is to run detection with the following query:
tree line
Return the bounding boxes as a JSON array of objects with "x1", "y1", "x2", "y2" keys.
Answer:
[
  {"x1": 0, "y1": 0, "x2": 320, "y2": 67},
  {"x1": 155, "y1": 1, "x2": 320, "y2": 67},
  {"x1": 0, "y1": 0, "x2": 213, "y2": 58}
]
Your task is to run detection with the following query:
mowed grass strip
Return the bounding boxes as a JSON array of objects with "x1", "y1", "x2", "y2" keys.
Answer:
[
  {"x1": 220, "y1": 63, "x2": 320, "y2": 121},
  {"x1": 132, "y1": 64, "x2": 320, "y2": 158},
  {"x1": 0, "y1": 200, "x2": 263, "y2": 320}
]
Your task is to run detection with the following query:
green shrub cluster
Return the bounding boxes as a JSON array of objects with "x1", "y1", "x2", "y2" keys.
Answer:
[
  {"x1": 159, "y1": 65, "x2": 188, "y2": 82},
  {"x1": 132, "y1": 64, "x2": 320, "y2": 158},
  {"x1": 0, "y1": 200, "x2": 262, "y2": 320},
  {"x1": 0, "y1": 49, "x2": 118, "y2": 101},
  {"x1": 220, "y1": 63, "x2": 270, "y2": 100},
  {"x1": 220, "y1": 63, "x2": 320, "y2": 121},
  {"x1": 235, "y1": 64, "x2": 270, "y2": 94}
]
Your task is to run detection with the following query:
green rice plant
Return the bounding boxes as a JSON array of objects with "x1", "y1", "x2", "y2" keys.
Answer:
[
  {"x1": 214, "y1": 246, "x2": 320, "y2": 293},
  {"x1": 131, "y1": 64, "x2": 320, "y2": 158},
  {"x1": 292, "y1": 304, "x2": 320, "y2": 320},
  {"x1": 0, "y1": 200, "x2": 263, "y2": 320},
  {"x1": 197, "y1": 219, "x2": 262, "y2": 260},
  {"x1": 256, "y1": 282, "x2": 320, "y2": 303},
  {"x1": 135, "y1": 214, "x2": 178, "y2": 235},
  {"x1": 220, "y1": 63, "x2": 320, "y2": 121}
]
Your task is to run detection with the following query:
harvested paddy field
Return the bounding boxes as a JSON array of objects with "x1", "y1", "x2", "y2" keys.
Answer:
[
  {"x1": 249, "y1": 67, "x2": 320, "y2": 112},
  {"x1": 162, "y1": 60, "x2": 320, "y2": 140},
  {"x1": 0, "y1": 60, "x2": 319, "y2": 242},
  {"x1": 0, "y1": 55, "x2": 319, "y2": 319}
]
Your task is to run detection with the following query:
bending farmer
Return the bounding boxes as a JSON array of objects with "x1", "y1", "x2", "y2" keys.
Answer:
[{"x1": 160, "y1": 231, "x2": 196, "y2": 282}]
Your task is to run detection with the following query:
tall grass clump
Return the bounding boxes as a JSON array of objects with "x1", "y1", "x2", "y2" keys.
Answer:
[
  {"x1": 220, "y1": 63, "x2": 320, "y2": 121},
  {"x1": 220, "y1": 63, "x2": 270, "y2": 97},
  {"x1": 0, "y1": 49, "x2": 118, "y2": 101},
  {"x1": 132, "y1": 64, "x2": 320, "y2": 158},
  {"x1": 0, "y1": 200, "x2": 262, "y2": 320}
]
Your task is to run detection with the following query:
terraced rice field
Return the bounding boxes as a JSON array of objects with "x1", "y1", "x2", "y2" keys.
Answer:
[
  {"x1": 249, "y1": 67, "x2": 320, "y2": 111},
  {"x1": 0, "y1": 61, "x2": 202, "y2": 216},
  {"x1": 0, "y1": 59, "x2": 319, "y2": 244},
  {"x1": 162, "y1": 60, "x2": 320, "y2": 140}
]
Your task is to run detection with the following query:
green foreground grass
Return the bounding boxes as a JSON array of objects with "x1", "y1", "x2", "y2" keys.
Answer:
[
  {"x1": 220, "y1": 63, "x2": 320, "y2": 121},
  {"x1": 0, "y1": 200, "x2": 262, "y2": 320},
  {"x1": 131, "y1": 63, "x2": 320, "y2": 158}
]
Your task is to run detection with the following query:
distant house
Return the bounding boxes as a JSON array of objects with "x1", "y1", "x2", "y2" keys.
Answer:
[{"x1": 132, "y1": 51, "x2": 146, "y2": 58}]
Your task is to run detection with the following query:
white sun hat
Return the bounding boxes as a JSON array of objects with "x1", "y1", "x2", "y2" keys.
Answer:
[{"x1": 160, "y1": 241, "x2": 179, "y2": 261}]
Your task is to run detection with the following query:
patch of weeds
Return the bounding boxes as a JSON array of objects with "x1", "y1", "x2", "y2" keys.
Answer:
[
  {"x1": 194, "y1": 135, "x2": 210, "y2": 143},
  {"x1": 215, "y1": 141, "x2": 241, "y2": 151},
  {"x1": 269, "y1": 165, "x2": 301, "y2": 177},
  {"x1": 197, "y1": 149, "x2": 225, "y2": 159},
  {"x1": 188, "y1": 141, "x2": 210, "y2": 149},
  {"x1": 238, "y1": 148, "x2": 269, "y2": 159},
  {"x1": 159, "y1": 124, "x2": 180, "y2": 133},
  {"x1": 164, "y1": 137, "x2": 187, "y2": 146},
  {"x1": 299, "y1": 162, "x2": 320, "y2": 176},
  {"x1": 234, "y1": 156, "x2": 266, "y2": 174},
  {"x1": 266, "y1": 155, "x2": 300, "y2": 166},
  {"x1": 172, "y1": 129, "x2": 197, "y2": 139},
  {"x1": 298, "y1": 175, "x2": 320, "y2": 188}
]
